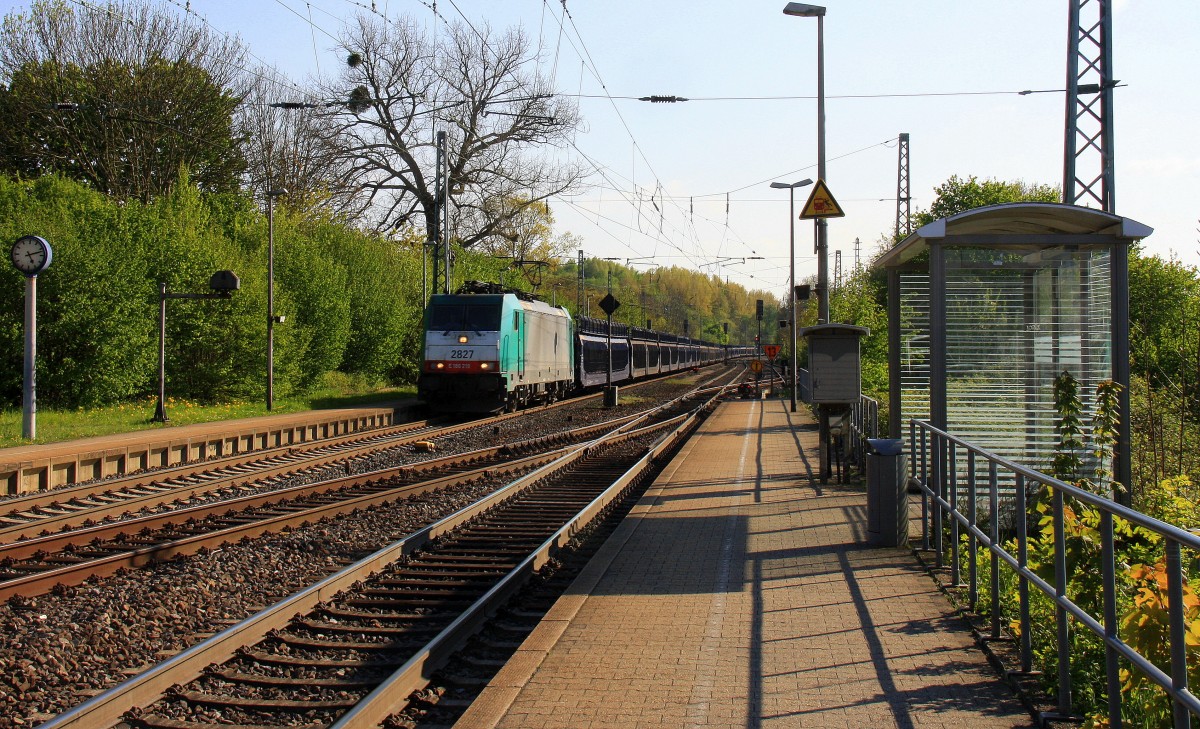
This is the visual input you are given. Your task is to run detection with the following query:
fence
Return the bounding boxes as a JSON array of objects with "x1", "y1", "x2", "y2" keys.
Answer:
[{"x1": 908, "y1": 418, "x2": 1200, "y2": 728}]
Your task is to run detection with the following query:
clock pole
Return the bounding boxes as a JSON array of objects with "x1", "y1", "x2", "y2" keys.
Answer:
[{"x1": 23, "y1": 275, "x2": 36, "y2": 439}]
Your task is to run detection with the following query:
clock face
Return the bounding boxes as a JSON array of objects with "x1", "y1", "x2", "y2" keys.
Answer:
[{"x1": 10, "y1": 236, "x2": 51, "y2": 276}]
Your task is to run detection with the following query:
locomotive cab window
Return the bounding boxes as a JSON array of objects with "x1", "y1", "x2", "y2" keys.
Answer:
[{"x1": 428, "y1": 302, "x2": 501, "y2": 331}]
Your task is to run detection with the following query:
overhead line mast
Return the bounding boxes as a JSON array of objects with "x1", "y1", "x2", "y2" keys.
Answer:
[{"x1": 1063, "y1": 0, "x2": 1116, "y2": 212}]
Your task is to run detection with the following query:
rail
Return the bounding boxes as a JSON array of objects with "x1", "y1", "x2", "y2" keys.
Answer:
[{"x1": 907, "y1": 418, "x2": 1200, "y2": 728}]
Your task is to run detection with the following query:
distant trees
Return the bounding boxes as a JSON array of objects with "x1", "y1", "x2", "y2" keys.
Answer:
[
  {"x1": 317, "y1": 14, "x2": 585, "y2": 244},
  {"x1": 0, "y1": 0, "x2": 248, "y2": 200}
]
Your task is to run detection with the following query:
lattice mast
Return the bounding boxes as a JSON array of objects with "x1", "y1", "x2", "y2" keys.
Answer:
[
  {"x1": 1063, "y1": 0, "x2": 1116, "y2": 212},
  {"x1": 895, "y1": 132, "x2": 911, "y2": 242}
]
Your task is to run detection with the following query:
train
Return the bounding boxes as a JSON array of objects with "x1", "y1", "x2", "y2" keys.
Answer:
[{"x1": 418, "y1": 282, "x2": 753, "y2": 413}]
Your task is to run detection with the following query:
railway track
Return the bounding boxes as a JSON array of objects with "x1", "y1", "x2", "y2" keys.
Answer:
[
  {"x1": 41, "y1": 375, "x2": 729, "y2": 729},
  {"x1": 0, "y1": 368, "x2": 735, "y2": 548},
  {"x1": 0, "y1": 415, "x2": 639, "y2": 601}
]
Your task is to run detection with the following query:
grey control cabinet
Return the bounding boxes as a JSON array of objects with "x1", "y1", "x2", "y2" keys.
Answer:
[{"x1": 801, "y1": 324, "x2": 869, "y2": 404}]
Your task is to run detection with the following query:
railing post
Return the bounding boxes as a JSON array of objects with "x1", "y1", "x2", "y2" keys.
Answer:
[
  {"x1": 1100, "y1": 510, "x2": 1122, "y2": 729},
  {"x1": 1016, "y1": 474, "x2": 1033, "y2": 673},
  {"x1": 932, "y1": 432, "x2": 943, "y2": 569},
  {"x1": 989, "y1": 461, "x2": 1001, "y2": 641},
  {"x1": 919, "y1": 425, "x2": 930, "y2": 551},
  {"x1": 1167, "y1": 541, "x2": 1190, "y2": 729},
  {"x1": 949, "y1": 442, "x2": 960, "y2": 585},
  {"x1": 967, "y1": 450, "x2": 978, "y2": 612},
  {"x1": 1052, "y1": 487, "x2": 1073, "y2": 716}
]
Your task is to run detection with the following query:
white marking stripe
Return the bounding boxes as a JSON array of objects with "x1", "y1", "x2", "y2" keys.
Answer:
[{"x1": 685, "y1": 401, "x2": 755, "y2": 728}]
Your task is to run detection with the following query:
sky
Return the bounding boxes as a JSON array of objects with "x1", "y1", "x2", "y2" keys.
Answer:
[{"x1": 3, "y1": 0, "x2": 1197, "y2": 300}]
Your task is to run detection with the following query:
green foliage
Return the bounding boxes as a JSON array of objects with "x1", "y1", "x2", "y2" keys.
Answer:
[
  {"x1": 0, "y1": 174, "x2": 423, "y2": 419},
  {"x1": 961, "y1": 375, "x2": 1199, "y2": 726},
  {"x1": 1052, "y1": 370, "x2": 1086, "y2": 483},
  {"x1": 912, "y1": 174, "x2": 1060, "y2": 229},
  {"x1": 0, "y1": 1, "x2": 247, "y2": 200}
]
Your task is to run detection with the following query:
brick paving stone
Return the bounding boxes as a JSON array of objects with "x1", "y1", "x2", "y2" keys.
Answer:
[{"x1": 458, "y1": 399, "x2": 1035, "y2": 729}]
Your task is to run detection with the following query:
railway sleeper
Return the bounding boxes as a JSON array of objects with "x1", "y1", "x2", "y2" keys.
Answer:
[
  {"x1": 295, "y1": 617, "x2": 445, "y2": 635},
  {"x1": 273, "y1": 632, "x2": 414, "y2": 651},
  {"x1": 169, "y1": 688, "x2": 361, "y2": 711},
  {"x1": 137, "y1": 714, "x2": 326, "y2": 729},
  {"x1": 239, "y1": 649, "x2": 397, "y2": 669},
  {"x1": 318, "y1": 605, "x2": 451, "y2": 623},
  {"x1": 208, "y1": 666, "x2": 382, "y2": 690}
]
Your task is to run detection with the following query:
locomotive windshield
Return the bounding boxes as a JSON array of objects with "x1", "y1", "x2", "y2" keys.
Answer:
[{"x1": 428, "y1": 301, "x2": 502, "y2": 331}]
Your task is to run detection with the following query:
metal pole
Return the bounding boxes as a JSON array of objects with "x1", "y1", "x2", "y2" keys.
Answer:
[
  {"x1": 267, "y1": 194, "x2": 275, "y2": 412},
  {"x1": 153, "y1": 282, "x2": 168, "y2": 423},
  {"x1": 22, "y1": 276, "x2": 36, "y2": 439},
  {"x1": 606, "y1": 269, "x2": 613, "y2": 390},
  {"x1": 815, "y1": 13, "x2": 828, "y2": 324},
  {"x1": 789, "y1": 187, "x2": 798, "y2": 412},
  {"x1": 439, "y1": 131, "x2": 451, "y2": 294}
]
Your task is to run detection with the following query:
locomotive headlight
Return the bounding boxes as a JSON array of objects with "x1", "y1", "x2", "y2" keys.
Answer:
[
  {"x1": 435, "y1": 362, "x2": 445, "y2": 369},
  {"x1": 458, "y1": 335, "x2": 469, "y2": 343},
  {"x1": 480, "y1": 362, "x2": 490, "y2": 370}
]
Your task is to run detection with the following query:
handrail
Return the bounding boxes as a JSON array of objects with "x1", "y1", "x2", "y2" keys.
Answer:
[
  {"x1": 846, "y1": 395, "x2": 879, "y2": 468},
  {"x1": 907, "y1": 418, "x2": 1200, "y2": 728}
]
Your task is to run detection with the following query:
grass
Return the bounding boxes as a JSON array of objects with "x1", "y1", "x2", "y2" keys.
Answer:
[{"x1": 0, "y1": 375, "x2": 416, "y2": 449}]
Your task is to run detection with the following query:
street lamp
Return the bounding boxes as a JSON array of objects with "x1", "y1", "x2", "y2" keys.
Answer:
[
  {"x1": 783, "y1": 2, "x2": 828, "y2": 324},
  {"x1": 266, "y1": 188, "x2": 288, "y2": 411},
  {"x1": 770, "y1": 178, "x2": 813, "y2": 412}
]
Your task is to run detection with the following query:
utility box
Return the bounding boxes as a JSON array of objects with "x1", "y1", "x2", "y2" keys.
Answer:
[{"x1": 800, "y1": 324, "x2": 869, "y2": 404}]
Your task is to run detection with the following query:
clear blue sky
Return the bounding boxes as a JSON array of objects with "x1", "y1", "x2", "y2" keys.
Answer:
[{"x1": 4, "y1": 0, "x2": 1196, "y2": 298}]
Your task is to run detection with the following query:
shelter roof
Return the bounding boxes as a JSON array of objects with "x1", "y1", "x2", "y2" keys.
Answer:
[{"x1": 873, "y1": 202, "x2": 1153, "y2": 268}]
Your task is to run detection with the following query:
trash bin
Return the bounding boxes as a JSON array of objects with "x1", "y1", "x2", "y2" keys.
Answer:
[{"x1": 865, "y1": 438, "x2": 908, "y2": 547}]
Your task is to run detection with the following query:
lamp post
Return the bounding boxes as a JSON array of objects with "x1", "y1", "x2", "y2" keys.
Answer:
[
  {"x1": 770, "y1": 179, "x2": 813, "y2": 412},
  {"x1": 783, "y1": 2, "x2": 827, "y2": 323},
  {"x1": 266, "y1": 188, "x2": 287, "y2": 411}
]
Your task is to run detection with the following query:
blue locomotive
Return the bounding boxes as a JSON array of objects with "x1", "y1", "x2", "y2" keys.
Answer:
[{"x1": 418, "y1": 283, "x2": 747, "y2": 413}]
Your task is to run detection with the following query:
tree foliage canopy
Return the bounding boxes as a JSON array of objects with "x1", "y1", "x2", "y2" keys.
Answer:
[
  {"x1": 0, "y1": 0, "x2": 248, "y2": 200},
  {"x1": 912, "y1": 174, "x2": 1060, "y2": 228}
]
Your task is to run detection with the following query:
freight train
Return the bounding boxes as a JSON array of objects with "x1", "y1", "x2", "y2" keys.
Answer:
[{"x1": 418, "y1": 283, "x2": 752, "y2": 413}]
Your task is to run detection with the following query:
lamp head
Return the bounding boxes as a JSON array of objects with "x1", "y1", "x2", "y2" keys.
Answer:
[{"x1": 783, "y1": 2, "x2": 826, "y2": 17}]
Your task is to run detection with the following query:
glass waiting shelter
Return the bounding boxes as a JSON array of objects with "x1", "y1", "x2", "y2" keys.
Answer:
[{"x1": 872, "y1": 203, "x2": 1152, "y2": 490}]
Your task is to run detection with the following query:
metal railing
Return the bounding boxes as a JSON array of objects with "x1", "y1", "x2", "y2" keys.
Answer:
[
  {"x1": 908, "y1": 418, "x2": 1200, "y2": 728},
  {"x1": 846, "y1": 395, "x2": 879, "y2": 469}
]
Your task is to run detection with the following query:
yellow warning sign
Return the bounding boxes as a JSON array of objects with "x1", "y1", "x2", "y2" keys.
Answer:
[
  {"x1": 749, "y1": 359, "x2": 764, "y2": 374},
  {"x1": 799, "y1": 179, "x2": 845, "y2": 219}
]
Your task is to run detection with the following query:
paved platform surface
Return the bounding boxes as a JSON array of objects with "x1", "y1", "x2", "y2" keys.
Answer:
[{"x1": 459, "y1": 398, "x2": 1034, "y2": 729}]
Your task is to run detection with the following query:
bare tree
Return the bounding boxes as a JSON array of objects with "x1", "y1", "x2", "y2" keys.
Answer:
[
  {"x1": 239, "y1": 66, "x2": 349, "y2": 213},
  {"x1": 318, "y1": 14, "x2": 584, "y2": 245}
]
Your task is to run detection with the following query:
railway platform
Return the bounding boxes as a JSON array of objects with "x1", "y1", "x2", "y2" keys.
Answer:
[
  {"x1": 0, "y1": 400, "x2": 412, "y2": 495},
  {"x1": 459, "y1": 398, "x2": 1035, "y2": 728}
]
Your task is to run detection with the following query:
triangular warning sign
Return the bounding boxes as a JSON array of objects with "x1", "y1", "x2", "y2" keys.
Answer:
[{"x1": 799, "y1": 179, "x2": 845, "y2": 219}]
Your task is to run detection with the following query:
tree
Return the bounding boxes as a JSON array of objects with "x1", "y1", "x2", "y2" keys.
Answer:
[
  {"x1": 0, "y1": 0, "x2": 248, "y2": 200},
  {"x1": 239, "y1": 66, "x2": 344, "y2": 214},
  {"x1": 319, "y1": 14, "x2": 584, "y2": 245},
  {"x1": 477, "y1": 197, "x2": 579, "y2": 289},
  {"x1": 912, "y1": 175, "x2": 1059, "y2": 227}
]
